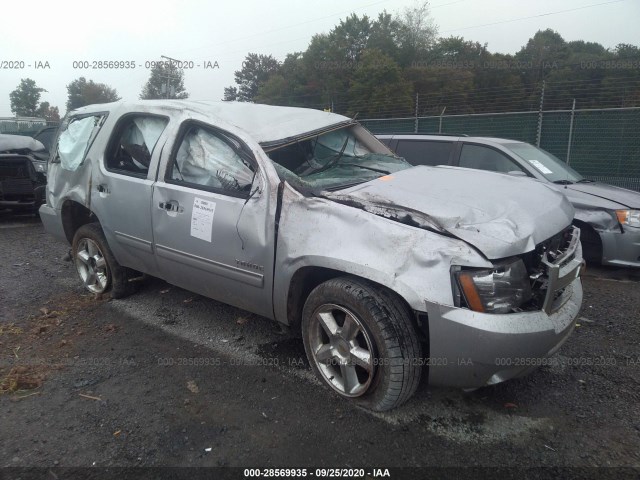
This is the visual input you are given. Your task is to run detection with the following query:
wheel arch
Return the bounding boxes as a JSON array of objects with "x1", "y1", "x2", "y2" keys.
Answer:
[
  {"x1": 61, "y1": 200, "x2": 101, "y2": 244},
  {"x1": 283, "y1": 265, "x2": 428, "y2": 345},
  {"x1": 573, "y1": 219, "x2": 603, "y2": 264}
]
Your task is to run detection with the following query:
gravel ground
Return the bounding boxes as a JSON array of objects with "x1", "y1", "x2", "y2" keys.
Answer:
[{"x1": 1, "y1": 212, "x2": 639, "y2": 478}]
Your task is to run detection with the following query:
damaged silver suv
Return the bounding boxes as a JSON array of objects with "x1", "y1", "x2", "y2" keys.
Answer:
[{"x1": 40, "y1": 101, "x2": 584, "y2": 411}]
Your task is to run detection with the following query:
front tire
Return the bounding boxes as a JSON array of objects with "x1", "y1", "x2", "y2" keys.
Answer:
[
  {"x1": 302, "y1": 277, "x2": 422, "y2": 411},
  {"x1": 71, "y1": 223, "x2": 139, "y2": 298}
]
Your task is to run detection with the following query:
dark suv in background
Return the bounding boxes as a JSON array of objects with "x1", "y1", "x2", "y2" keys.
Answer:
[
  {"x1": 0, "y1": 134, "x2": 49, "y2": 214},
  {"x1": 378, "y1": 134, "x2": 640, "y2": 267}
]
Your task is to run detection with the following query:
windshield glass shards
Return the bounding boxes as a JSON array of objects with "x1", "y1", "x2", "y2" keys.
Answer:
[{"x1": 266, "y1": 126, "x2": 411, "y2": 191}]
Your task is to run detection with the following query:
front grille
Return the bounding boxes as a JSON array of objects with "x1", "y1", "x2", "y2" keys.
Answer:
[
  {"x1": 542, "y1": 227, "x2": 575, "y2": 264},
  {"x1": 521, "y1": 225, "x2": 582, "y2": 313},
  {"x1": 1, "y1": 178, "x2": 34, "y2": 196},
  {"x1": 0, "y1": 163, "x2": 30, "y2": 180},
  {"x1": 522, "y1": 226, "x2": 573, "y2": 274}
]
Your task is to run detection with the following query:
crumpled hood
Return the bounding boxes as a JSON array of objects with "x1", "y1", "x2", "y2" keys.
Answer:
[
  {"x1": 565, "y1": 182, "x2": 640, "y2": 209},
  {"x1": 332, "y1": 165, "x2": 575, "y2": 259}
]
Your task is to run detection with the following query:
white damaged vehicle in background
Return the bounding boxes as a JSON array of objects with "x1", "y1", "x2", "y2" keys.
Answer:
[{"x1": 40, "y1": 101, "x2": 584, "y2": 411}]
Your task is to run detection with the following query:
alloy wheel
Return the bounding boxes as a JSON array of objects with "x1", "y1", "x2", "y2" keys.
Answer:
[
  {"x1": 75, "y1": 238, "x2": 109, "y2": 293},
  {"x1": 307, "y1": 303, "x2": 376, "y2": 397}
]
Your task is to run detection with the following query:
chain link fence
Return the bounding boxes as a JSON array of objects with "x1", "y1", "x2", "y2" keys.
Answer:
[
  {"x1": 3, "y1": 102, "x2": 638, "y2": 191},
  {"x1": 361, "y1": 106, "x2": 640, "y2": 192},
  {"x1": 0, "y1": 118, "x2": 59, "y2": 136}
]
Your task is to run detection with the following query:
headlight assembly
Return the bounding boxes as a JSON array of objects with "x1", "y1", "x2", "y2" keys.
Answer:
[
  {"x1": 455, "y1": 259, "x2": 532, "y2": 314},
  {"x1": 616, "y1": 210, "x2": 640, "y2": 228}
]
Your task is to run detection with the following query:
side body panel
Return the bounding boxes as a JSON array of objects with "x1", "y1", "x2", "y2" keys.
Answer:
[
  {"x1": 151, "y1": 181, "x2": 276, "y2": 318},
  {"x1": 272, "y1": 182, "x2": 492, "y2": 325}
]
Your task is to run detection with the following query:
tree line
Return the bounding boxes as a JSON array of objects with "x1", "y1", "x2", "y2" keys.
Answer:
[
  {"x1": 224, "y1": 7, "x2": 640, "y2": 117},
  {"x1": 8, "y1": 62, "x2": 188, "y2": 121},
  {"x1": 8, "y1": 3, "x2": 640, "y2": 121}
]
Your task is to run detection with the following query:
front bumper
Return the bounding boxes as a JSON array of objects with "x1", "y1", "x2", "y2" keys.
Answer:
[
  {"x1": 0, "y1": 199, "x2": 37, "y2": 209},
  {"x1": 39, "y1": 204, "x2": 68, "y2": 243},
  {"x1": 600, "y1": 225, "x2": 640, "y2": 267},
  {"x1": 426, "y1": 278, "x2": 582, "y2": 388},
  {"x1": 426, "y1": 226, "x2": 584, "y2": 388}
]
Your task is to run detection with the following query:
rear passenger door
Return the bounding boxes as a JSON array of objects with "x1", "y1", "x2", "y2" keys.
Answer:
[
  {"x1": 394, "y1": 139, "x2": 455, "y2": 167},
  {"x1": 90, "y1": 114, "x2": 170, "y2": 276}
]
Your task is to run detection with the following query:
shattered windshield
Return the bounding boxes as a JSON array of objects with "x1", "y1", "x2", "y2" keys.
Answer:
[
  {"x1": 506, "y1": 143, "x2": 584, "y2": 184},
  {"x1": 266, "y1": 126, "x2": 411, "y2": 191}
]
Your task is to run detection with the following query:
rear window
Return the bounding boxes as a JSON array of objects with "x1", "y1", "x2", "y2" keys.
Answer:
[
  {"x1": 395, "y1": 140, "x2": 453, "y2": 166},
  {"x1": 105, "y1": 115, "x2": 168, "y2": 177}
]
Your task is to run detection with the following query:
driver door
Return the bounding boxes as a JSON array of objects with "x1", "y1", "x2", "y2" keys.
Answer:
[{"x1": 151, "y1": 122, "x2": 276, "y2": 318}]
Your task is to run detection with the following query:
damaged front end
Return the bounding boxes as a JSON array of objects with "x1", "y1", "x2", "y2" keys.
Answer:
[
  {"x1": 265, "y1": 121, "x2": 583, "y2": 390},
  {"x1": 0, "y1": 154, "x2": 46, "y2": 212},
  {"x1": 453, "y1": 225, "x2": 583, "y2": 316},
  {"x1": 0, "y1": 134, "x2": 49, "y2": 213}
]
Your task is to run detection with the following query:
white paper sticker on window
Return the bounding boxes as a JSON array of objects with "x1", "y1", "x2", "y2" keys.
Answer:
[
  {"x1": 190, "y1": 198, "x2": 216, "y2": 242},
  {"x1": 528, "y1": 159, "x2": 553, "y2": 174}
]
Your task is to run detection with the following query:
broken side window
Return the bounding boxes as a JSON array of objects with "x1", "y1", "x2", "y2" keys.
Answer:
[
  {"x1": 105, "y1": 115, "x2": 169, "y2": 176},
  {"x1": 58, "y1": 115, "x2": 103, "y2": 171}
]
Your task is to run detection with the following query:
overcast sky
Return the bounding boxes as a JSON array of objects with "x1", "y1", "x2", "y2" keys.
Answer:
[{"x1": 1, "y1": 0, "x2": 638, "y2": 117}]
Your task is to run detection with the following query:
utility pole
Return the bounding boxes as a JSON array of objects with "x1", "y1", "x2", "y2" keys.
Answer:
[{"x1": 160, "y1": 55, "x2": 180, "y2": 99}]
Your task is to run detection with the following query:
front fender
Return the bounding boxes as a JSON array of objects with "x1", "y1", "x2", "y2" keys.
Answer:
[{"x1": 272, "y1": 183, "x2": 491, "y2": 324}]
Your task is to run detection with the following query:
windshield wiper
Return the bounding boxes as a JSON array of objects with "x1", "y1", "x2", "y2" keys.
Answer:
[
  {"x1": 339, "y1": 163, "x2": 390, "y2": 174},
  {"x1": 576, "y1": 179, "x2": 594, "y2": 183},
  {"x1": 553, "y1": 179, "x2": 574, "y2": 185}
]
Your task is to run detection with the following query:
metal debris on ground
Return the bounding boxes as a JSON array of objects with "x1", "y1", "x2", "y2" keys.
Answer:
[{"x1": 79, "y1": 393, "x2": 102, "y2": 401}]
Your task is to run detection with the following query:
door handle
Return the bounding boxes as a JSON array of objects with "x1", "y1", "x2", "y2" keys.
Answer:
[
  {"x1": 158, "y1": 201, "x2": 181, "y2": 212},
  {"x1": 97, "y1": 184, "x2": 110, "y2": 194}
]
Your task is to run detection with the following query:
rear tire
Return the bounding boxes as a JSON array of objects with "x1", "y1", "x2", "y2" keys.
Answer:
[
  {"x1": 71, "y1": 223, "x2": 140, "y2": 299},
  {"x1": 302, "y1": 276, "x2": 422, "y2": 411}
]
